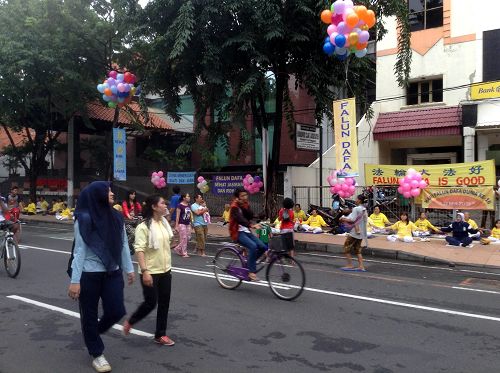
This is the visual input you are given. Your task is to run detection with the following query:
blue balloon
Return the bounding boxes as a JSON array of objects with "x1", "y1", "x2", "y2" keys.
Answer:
[
  {"x1": 324, "y1": 36, "x2": 330, "y2": 44},
  {"x1": 323, "y1": 42, "x2": 335, "y2": 56},
  {"x1": 111, "y1": 86, "x2": 118, "y2": 95},
  {"x1": 117, "y1": 73, "x2": 124, "y2": 81},
  {"x1": 334, "y1": 34, "x2": 346, "y2": 48},
  {"x1": 97, "y1": 84, "x2": 104, "y2": 93},
  {"x1": 102, "y1": 94, "x2": 111, "y2": 102}
]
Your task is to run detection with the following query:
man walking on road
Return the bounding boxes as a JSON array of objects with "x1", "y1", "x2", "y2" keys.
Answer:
[{"x1": 339, "y1": 194, "x2": 368, "y2": 272}]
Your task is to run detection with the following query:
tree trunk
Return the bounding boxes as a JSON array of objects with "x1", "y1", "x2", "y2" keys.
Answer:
[{"x1": 265, "y1": 70, "x2": 287, "y2": 219}]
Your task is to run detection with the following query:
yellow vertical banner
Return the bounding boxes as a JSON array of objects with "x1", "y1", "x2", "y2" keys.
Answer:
[{"x1": 333, "y1": 97, "x2": 359, "y2": 177}]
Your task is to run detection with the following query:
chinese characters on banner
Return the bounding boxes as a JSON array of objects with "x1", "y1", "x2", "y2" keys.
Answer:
[
  {"x1": 333, "y1": 98, "x2": 359, "y2": 177},
  {"x1": 421, "y1": 187, "x2": 495, "y2": 211},
  {"x1": 113, "y1": 128, "x2": 126, "y2": 181},
  {"x1": 364, "y1": 160, "x2": 496, "y2": 187},
  {"x1": 211, "y1": 174, "x2": 245, "y2": 195}
]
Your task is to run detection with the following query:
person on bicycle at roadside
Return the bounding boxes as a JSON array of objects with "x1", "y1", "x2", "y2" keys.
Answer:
[{"x1": 229, "y1": 188, "x2": 267, "y2": 282}]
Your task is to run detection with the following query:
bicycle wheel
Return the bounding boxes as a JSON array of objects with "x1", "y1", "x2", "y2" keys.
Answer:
[
  {"x1": 213, "y1": 247, "x2": 244, "y2": 290},
  {"x1": 4, "y1": 238, "x2": 20, "y2": 278},
  {"x1": 266, "y1": 254, "x2": 305, "y2": 301}
]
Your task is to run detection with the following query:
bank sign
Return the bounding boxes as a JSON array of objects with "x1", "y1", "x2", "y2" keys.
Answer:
[
  {"x1": 211, "y1": 174, "x2": 245, "y2": 195},
  {"x1": 471, "y1": 80, "x2": 500, "y2": 100},
  {"x1": 364, "y1": 160, "x2": 496, "y2": 187}
]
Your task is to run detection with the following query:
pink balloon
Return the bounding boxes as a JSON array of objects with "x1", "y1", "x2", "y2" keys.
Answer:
[
  {"x1": 397, "y1": 186, "x2": 404, "y2": 194},
  {"x1": 348, "y1": 185, "x2": 355, "y2": 193},
  {"x1": 108, "y1": 71, "x2": 118, "y2": 79},
  {"x1": 410, "y1": 180, "x2": 419, "y2": 188},
  {"x1": 327, "y1": 24, "x2": 337, "y2": 35},
  {"x1": 341, "y1": 184, "x2": 349, "y2": 191},
  {"x1": 330, "y1": 186, "x2": 336, "y2": 194},
  {"x1": 410, "y1": 188, "x2": 421, "y2": 197},
  {"x1": 403, "y1": 176, "x2": 411, "y2": 184},
  {"x1": 407, "y1": 168, "x2": 417, "y2": 175},
  {"x1": 403, "y1": 191, "x2": 412, "y2": 199},
  {"x1": 152, "y1": 172, "x2": 158, "y2": 177},
  {"x1": 243, "y1": 179, "x2": 249, "y2": 186},
  {"x1": 197, "y1": 176, "x2": 204, "y2": 183},
  {"x1": 258, "y1": 181, "x2": 264, "y2": 188},
  {"x1": 329, "y1": 32, "x2": 339, "y2": 45},
  {"x1": 345, "y1": 177, "x2": 354, "y2": 185},
  {"x1": 245, "y1": 174, "x2": 252, "y2": 179},
  {"x1": 419, "y1": 180, "x2": 427, "y2": 189},
  {"x1": 326, "y1": 175, "x2": 333, "y2": 184},
  {"x1": 398, "y1": 178, "x2": 405, "y2": 186},
  {"x1": 331, "y1": 13, "x2": 343, "y2": 25},
  {"x1": 157, "y1": 171, "x2": 164, "y2": 177},
  {"x1": 330, "y1": 178, "x2": 338, "y2": 186},
  {"x1": 402, "y1": 183, "x2": 411, "y2": 192}
]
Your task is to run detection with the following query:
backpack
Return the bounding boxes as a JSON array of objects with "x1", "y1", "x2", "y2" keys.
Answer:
[{"x1": 282, "y1": 208, "x2": 291, "y2": 222}]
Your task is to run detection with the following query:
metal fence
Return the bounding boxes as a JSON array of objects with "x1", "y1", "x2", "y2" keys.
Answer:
[{"x1": 292, "y1": 185, "x2": 499, "y2": 227}]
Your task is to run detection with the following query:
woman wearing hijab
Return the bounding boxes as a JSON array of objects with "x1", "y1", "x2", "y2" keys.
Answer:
[
  {"x1": 122, "y1": 194, "x2": 175, "y2": 346},
  {"x1": 441, "y1": 212, "x2": 479, "y2": 247},
  {"x1": 68, "y1": 181, "x2": 135, "y2": 373}
]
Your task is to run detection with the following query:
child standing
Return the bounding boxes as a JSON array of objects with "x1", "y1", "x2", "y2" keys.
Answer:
[{"x1": 278, "y1": 198, "x2": 295, "y2": 256}]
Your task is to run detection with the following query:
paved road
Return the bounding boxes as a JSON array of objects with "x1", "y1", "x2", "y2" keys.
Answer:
[{"x1": 1, "y1": 223, "x2": 500, "y2": 372}]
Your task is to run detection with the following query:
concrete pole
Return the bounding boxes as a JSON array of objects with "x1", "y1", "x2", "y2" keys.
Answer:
[
  {"x1": 262, "y1": 127, "x2": 268, "y2": 195},
  {"x1": 67, "y1": 117, "x2": 74, "y2": 208}
]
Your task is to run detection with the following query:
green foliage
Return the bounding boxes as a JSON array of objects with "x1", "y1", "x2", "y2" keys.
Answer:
[{"x1": 143, "y1": 146, "x2": 189, "y2": 170}]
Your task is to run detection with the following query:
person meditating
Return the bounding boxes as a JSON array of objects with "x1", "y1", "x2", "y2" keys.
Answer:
[
  {"x1": 300, "y1": 209, "x2": 328, "y2": 233},
  {"x1": 369, "y1": 206, "x2": 391, "y2": 233},
  {"x1": 441, "y1": 213, "x2": 479, "y2": 247}
]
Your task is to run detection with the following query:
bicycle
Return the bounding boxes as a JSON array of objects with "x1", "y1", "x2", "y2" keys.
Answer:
[
  {"x1": 213, "y1": 236, "x2": 306, "y2": 301},
  {"x1": 0, "y1": 220, "x2": 21, "y2": 278}
]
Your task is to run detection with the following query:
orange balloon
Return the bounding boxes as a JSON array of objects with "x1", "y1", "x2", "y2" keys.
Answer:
[
  {"x1": 345, "y1": 12, "x2": 359, "y2": 28},
  {"x1": 321, "y1": 10, "x2": 332, "y2": 24},
  {"x1": 356, "y1": 42, "x2": 368, "y2": 50},
  {"x1": 366, "y1": 9, "x2": 376, "y2": 28},
  {"x1": 356, "y1": 5, "x2": 368, "y2": 22},
  {"x1": 348, "y1": 32, "x2": 359, "y2": 45},
  {"x1": 104, "y1": 88, "x2": 112, "y2": 96}
]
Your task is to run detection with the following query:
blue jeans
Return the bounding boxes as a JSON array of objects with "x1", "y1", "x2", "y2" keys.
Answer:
[
  {"x1": 446, "y1": 236, "x2": 473, "y2": 247},
  {"x1": 79, "y1": 270, "x2": 126, "y2": 357},
  {"x1": 237, "y1": 231, "x2": 267, "y2": 273}
]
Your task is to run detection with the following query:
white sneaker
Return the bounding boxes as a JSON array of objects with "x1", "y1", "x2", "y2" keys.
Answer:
[{"x1": 92, "y1": 355, "x2": 111, "y2": 372}]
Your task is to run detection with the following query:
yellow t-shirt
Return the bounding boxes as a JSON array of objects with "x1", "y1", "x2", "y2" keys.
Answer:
[
  {"x1": 367, "y1": 217, "x2": 375, "y2": 233},
  {"x1": 40, "y1": 200, "x2": 49, "y2": 211},
  {"x1": 294, "y1": 210, "x2": 307, "y2": 222},
  {"x1": 52, "y1": 202, "x2": 62, "y2": 212},
  {"x1": 134, "y1": 220, "x2": 173, "y2": 274},
  {"x1": 25, "y1": 203, "x2": 36, "y2": 213},
  {"x1": 390, "y1": 221, "x2": 416, "y2": 238},
  {"x1": 303, "y1": 215, "x2": 327, "y2": 228},
  {"x1": 222, "y1": 210, "x2": 230, "y2": 223},
  {"x1": 490, "y1": 227, "x2": 500, "y2": 239},
  {"x1": 369, "y1": 213, "x2": 390, "y2": 228},
  {"x1": 466, "y1": 219, "x2": 478, "y2": 230},
  {"x1": 61, "y1": 208, "x2": 72, "y2": 218},
  {"x1": 273, "y1": 217, "x2": 281, "y2": 230},
  {"x1": 415, "y1": 218, "x2": 438, "y2": 232}
]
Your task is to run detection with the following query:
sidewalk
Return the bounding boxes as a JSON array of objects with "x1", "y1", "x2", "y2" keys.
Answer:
[{"x1": 20, "y1": 214, "x2": 500, "y2": 269}]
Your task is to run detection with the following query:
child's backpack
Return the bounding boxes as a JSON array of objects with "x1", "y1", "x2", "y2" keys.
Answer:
[{"x1": 282, "y1": 209, "x2": 291, "y2": 222}]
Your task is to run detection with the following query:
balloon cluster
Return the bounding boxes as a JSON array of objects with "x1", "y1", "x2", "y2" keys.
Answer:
[
  {"x1": 97, "y1": 71, "x2": 139, "y2": 109},
  {"x1": 327, "y1": 170, "x2": 356, "y2": 198},
  {"x1": 243, "y1": 174, "x2": 263, "y2": 194},
  {"x1": 397, "y1": 169, "x2": 428, "y2": 199},
  {"x1": 321, "y1": 0, "x2": 376, "y2": 60},
  {"x1": 197, "y1": 176, "x2": 210, "y2": 194},
  {"x1": 151, "y1": 171, "x2": 166, "y2": 189}
]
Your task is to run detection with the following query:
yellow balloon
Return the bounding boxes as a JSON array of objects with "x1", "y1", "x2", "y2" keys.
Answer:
[{"x1": 348, "y1": 32, "x2": 359, "y2": 45}]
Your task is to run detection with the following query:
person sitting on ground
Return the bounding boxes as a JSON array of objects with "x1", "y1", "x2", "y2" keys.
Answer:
[
  {"x1": 293, "y1": 204, "x2": 307, "y2": 231},
  {"x1": 222, "y1": 204, "x2": 230, "y2": 225},
  {"x1": 271, "y1": 216, "x2": 281, "y2": 234},
  {"x1": 24, "y1": 198, "x2": 37, "y2": 215},
  {"x1": 300, "y1": 209, "x2": 328, "y2": 233},
  {"x1": 463, "y1": 212, "x2": 480, "y2": 240},
  {"x1": 369, "y1": 206, "x2": 391, "y2": 233},
  {"x1": 387, "y1": 212, "x2": 417, "y2": 243},
  {"x1": 441, "y1": 212, "x2": 479, "y2": 247},
  {"x1": 48, "y1": 199, "x2": 59, "y2": 215},
  {"x1": 480, "y1": 219, "x2": 500, "y2": 244},
  {"x1": 366, "y1": 217, "x2": 376, "y2": 238},
  {"x1": 414, "y1": 212, "x2": 442, "y2": 237},
  {"x1": 38, "y1": 196, "x2": 49, "y2": 215},
  {"x1": 56, "y1": 202, "x2": 73, "y2": 220}
]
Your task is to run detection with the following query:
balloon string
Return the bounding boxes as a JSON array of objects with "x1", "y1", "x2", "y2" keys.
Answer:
[{"x1": 344, "y1": 57, "x2": 354, "y2": 98}]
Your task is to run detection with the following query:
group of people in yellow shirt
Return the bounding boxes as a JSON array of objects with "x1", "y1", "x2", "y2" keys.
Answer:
[{"x1": 23, "y1": 196, "x2": 73, "y2": 220}]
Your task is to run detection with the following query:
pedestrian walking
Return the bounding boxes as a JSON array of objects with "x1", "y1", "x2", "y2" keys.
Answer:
[
  {"x1": 191, "y1": 194, "x2": 208, "y2": 256},
  {"x1": 339, "y1": 194, "x2": 368, "y2": 272},
  {"x1": 169, "y1": 186, "x2": 181, "y2": 223},
  {"x1": 123, "y1": 194, "x2": 175, "y2": 346},
  {"x1": 173, "y1": 193, "x2": 192, "y2": 257},
  {"x1": 67, "y1": 181, "x2": 135, "y2": 373}
]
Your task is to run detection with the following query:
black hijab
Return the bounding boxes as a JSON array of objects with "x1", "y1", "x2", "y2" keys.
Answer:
[{"x1": 74, "y1": 181, "x2": 124, "y2": 271}]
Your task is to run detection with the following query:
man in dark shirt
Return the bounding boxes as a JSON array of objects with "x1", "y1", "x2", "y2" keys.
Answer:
[{"x1": 168, "y1": 186, "x2": 181, "y2": 223}]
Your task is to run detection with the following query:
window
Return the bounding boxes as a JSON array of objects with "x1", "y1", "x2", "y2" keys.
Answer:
[
  {"x1": 409, "y1": 0, "x2": 443, "y2": 32},
  {"x1": 406, "y1": 78, "x2": 443, "y2": 105}
]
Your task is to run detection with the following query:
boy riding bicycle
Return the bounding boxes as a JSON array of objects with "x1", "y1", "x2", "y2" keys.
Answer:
[{"x1": 229, "y1": 188, "x2": 267, "y2": 282}]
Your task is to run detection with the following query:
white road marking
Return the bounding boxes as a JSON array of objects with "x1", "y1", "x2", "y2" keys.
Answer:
[
  {"x1": 452, "y1": 286, "x2": 500, "y2": 295},
  {"x1": 19, "y1": 244, "x2": 500, "y2": 323},
  {"x1": 47, "y1": 236, "x2": 73, "y2": 241},
  {"x1": 6, "y1": 295, "x2": 153, "y2": 337}
]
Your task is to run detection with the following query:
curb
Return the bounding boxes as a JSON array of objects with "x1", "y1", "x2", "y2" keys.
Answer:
[{"x1": 21, "y1": 218, "x2": 72, "y2": 228}]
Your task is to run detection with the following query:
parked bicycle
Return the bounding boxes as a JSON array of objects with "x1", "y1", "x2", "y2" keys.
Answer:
[
  {"x1": 0, "y1": 220, "x2": 21, "y2": 278},
  {"x1": 213, "y1": 236, "x2": 306, "y2": 301}
]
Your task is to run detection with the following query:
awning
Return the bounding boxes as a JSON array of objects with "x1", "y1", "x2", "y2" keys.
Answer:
[{"x1": 373, "y1": 106, "x2": 462, "y2": 140}]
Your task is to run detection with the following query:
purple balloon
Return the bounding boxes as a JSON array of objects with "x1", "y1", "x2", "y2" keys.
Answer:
[
  {"x1": 254, "y1": 176, "x2": 261, "y2": 183},
  {"x1": 333, "y1": 0, "x2": 345, "y2": 15},
  {"x1": 358, "y1": 30, "x2": 370, "y2": 43},
  {"x1": 336, "y1": 22, "x2": 348, "y2": 35}
]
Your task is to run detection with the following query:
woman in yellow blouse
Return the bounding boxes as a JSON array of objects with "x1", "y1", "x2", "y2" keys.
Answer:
[
  {"x1": 414, "y1": 212, "x2": 441, "y2": 237},
  {"x1": 300, "y1": 209, "x2": 328, "y2": 233},
  {"x1": 123, "y1": 194, "x2": 175, "y2": 346},
  {"x1": 487, "y1": 219, "x2": 500, "y2": 242},
  {"x1": 369, "y1": 206, "x2": 391, "y2": 233},
  {"x1": 387, "y1": 212, "x2": 416, "y2": 243}
]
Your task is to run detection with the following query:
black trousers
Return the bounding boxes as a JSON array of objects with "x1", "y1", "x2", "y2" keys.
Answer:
[
  {"x1": 129, "y1": 271, "x2": 172, "y2": 339},
  {"x1": 79, "y1": 270, "x2": 126, "y2": 357}
]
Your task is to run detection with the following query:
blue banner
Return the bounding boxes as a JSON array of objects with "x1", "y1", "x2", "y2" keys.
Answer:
[
  {"x1": 211, "y1": 174, "x2": 245, "y2": 195},
  {"x1": 113, "y1": 128, "x2": 126, "y2": 181},
  {"x1": 167, "y1": 172, "x2": 196, "y2": 185}
]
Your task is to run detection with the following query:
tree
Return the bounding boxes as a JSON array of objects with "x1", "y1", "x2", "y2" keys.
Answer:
[{"x1": 131, "y1": 0, "x2": 411, "y2": 217}]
